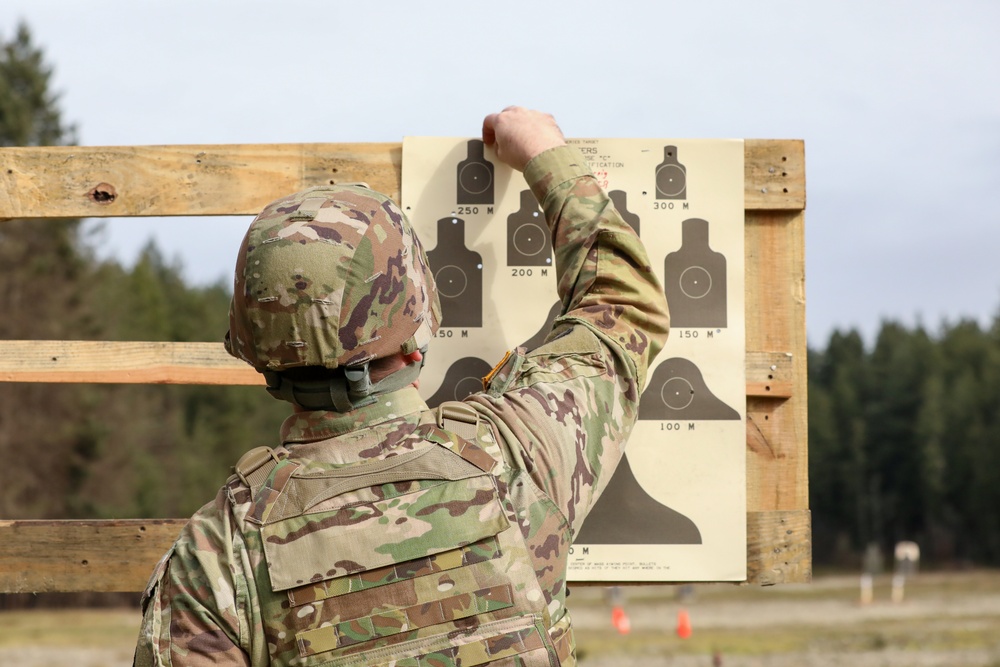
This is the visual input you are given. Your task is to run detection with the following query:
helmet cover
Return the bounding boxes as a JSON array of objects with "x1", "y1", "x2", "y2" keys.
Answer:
[{"x1": 225, "y1": 185, "x2": 440, "y2": 372}]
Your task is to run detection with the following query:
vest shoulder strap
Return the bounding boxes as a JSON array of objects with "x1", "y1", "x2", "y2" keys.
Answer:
[
  {"x1": 234, "y1": 445, "x2": 289, "y2": 490},
  {"x1": 417, "y1": 401, "x2": 498, "y2": 474}
]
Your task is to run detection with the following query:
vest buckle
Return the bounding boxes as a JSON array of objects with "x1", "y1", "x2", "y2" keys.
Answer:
[
  {"x1": 235, "y1": 446, "x2": 282, "y2": 488},
  {"x1": 436, "y1": 401, "x2": 480, "y2": 441}
]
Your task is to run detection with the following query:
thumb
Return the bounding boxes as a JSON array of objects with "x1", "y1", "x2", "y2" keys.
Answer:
[{"x1": 482, "y1": 113, "x2": 499, "y2": 146}]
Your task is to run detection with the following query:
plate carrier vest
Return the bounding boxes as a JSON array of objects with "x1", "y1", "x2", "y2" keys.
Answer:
[{"x1": 233, "y1": 402, "x2": 575, "y2": 667}]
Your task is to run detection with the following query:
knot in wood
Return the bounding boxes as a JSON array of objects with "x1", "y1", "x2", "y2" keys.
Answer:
[{"x1": 89, "y1": 183, "x2": 117, "y2": 204}]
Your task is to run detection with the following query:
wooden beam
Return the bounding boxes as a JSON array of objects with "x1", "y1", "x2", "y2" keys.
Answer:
[
  {"x1": 0, "y1": 140, "x2": 805, "y2": 219},
  {"x1": 744, "y1": 209, "x2": 809, "y2": 512},
  {"x1": 0, "y1": 511, "x2": 810, "y2": 593},
  {"x1": 0, "y1": 143, "x2": 402, "y2": 219},
  {"x1": 0, "y1": 519, "x2": 185, "y2": 593},
  {"x1": 0, "y1": 341, "x2": 795, "y2": 401},
  {"x1": 0, "y1": 341, "x2": 261, "y2": 385}
]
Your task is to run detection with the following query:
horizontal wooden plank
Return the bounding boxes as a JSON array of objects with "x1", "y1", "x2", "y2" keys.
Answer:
[
  {"x1": 746, "y1": 382, "x2": 792, "y2": 398},
  {"x1": 0, "y1": 140, "x2": 804, "y2": 219},
  {"x1": 0, "y1": 519, "x2": 185, "y2": 593},
  {"x1": 746, "y1": 350, "x2": 794, "y2": 398},
  {"x1": 0, "y1": 341, "x2": 261, "y2": 385},
  {"x1": 0, "y1": 143, "x2": 402, "y2": 219},
  {"x1": 0, "y1": 342, "x2": 795, "y2": 400},
  {"x1": 0, "y1": 511, "x2": 810, "y2": 592}
]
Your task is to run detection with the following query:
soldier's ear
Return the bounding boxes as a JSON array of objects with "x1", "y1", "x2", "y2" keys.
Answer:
[{"x1": 404, "y1": 350, "x2": 424, "y2": 364}]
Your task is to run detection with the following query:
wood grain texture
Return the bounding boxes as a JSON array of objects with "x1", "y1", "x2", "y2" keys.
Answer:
[
  {"x1": 746, "y1": 350, "x2": 794, "y2": 398},
  {"x1": 0, "y1": 341, "x2": 261, "y2": 385},
  {"x1": 744, "y1": 139, "x2": 805, "y2": 210},
  {"x1": 746, "y1": 510, "x2": 812, "y2": 585},
  {"x1": 0, "y1": 140, "x2": 804, "y2": 219},
  {"x1": 0, "y1": 512, "x2": 810, "y2": 592},
  {"x1": 2, "y1": 342, "x2": 793, "y2": 399},
  {"x1": 0, "y1": 519, "x2": 185, "y2": 593},
  {"x1": 744, "y1": 210, "x2": 809, "y2": 513},
  {"x1": 0, "y1": 143, "x2": 402, "y2": 218}
]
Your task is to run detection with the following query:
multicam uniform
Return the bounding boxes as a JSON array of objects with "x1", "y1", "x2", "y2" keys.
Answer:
[{"x1": 135, "y1": 145, "x2": 670, "y2": 666}]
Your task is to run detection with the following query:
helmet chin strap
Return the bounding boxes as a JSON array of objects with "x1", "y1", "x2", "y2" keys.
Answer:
[{"x1": 264, "y1": 348, "x2": 428, "y2": 412}]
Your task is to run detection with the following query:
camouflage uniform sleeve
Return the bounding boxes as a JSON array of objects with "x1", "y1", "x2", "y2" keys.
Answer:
[
  {"x1": 134, "y1": 489, "x2": 257, "y2": 666},
  {"x1": 472, "y1": 144, "x2": 670, "y2": 536},
  {"x1": 525, "y1": 145, "x2": 670, "y2": 389},
  {"x1": 471, "y1": 146, "x2": 669, "y2": 535}
]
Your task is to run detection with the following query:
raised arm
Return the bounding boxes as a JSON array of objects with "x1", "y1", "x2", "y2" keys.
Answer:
[{"x1": 476, "y1": 106, "x2": 670, "y2": 532}]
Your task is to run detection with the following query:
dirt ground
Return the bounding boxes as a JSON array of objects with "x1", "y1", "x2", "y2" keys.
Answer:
[
  {"x1": 569, "y1": 570, "x2": 1000, "y2": 666},
  {"x1": 1, "y1": 570, "x2": 998, "y2": 667}
]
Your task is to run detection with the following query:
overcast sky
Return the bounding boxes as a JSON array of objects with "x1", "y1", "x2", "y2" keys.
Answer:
[{"x1": 2, "y1": 1, "x2": 998, "y2": 346}]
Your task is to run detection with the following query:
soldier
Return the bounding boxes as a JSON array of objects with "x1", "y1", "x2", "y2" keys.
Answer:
[{"x1": 134, "y1": 107, "x2": 670, "y2": 666}]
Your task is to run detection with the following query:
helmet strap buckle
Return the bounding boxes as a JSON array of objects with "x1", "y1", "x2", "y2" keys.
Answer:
[{"x1": 262, "y1": 348, "x2": 429, "y2": 413}]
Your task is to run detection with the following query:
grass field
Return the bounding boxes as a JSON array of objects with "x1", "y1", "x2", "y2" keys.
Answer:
[
  {"x1": 1, "y1": 570, "x2": 998, "y2": 666},
  {"x1": 569, "y1": 570, "x2": 1000, "y2": 666}
]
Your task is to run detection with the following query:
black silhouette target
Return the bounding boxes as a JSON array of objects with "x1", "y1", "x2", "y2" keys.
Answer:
[
  {"x1": 609, "y1": 190, "x2": 640, "y2": 236},
  {"x1": 575, "y1": 455, "x2": 701, "y2": 545},
  {"x1": 426, "y1": 357, "x2": 492, "y2": 408},
  {"x1": 456, "y1": 139, "x2": 495, "y2": 205},
  {"x1": 427, "y1": 217, "x2": 483, "y2": 328},
  {"x1": 640, "y1": 357, "x2": 739, "y2": 421},
  {"x1": 654, "y1": 145, "x2": 687, "y2": 200},
  {"x1": 507, "y1": 190, "x2": 552, "y2": 266},
  {"x1": 664, "y1": 218, "x2": 727, "y2": 328}
]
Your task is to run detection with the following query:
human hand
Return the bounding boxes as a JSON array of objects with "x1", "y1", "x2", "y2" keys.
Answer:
[{"x1": 482, "y1": 106, "x2": 566, "y2": 172}]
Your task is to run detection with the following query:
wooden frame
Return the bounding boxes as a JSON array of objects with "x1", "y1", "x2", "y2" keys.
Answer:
[{"x1": 0, "y1": 139, "x2": 809, "y2": 592}]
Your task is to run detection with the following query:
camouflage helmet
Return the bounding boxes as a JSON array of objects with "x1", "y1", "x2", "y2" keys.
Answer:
[{"x1": 224, "y1": 185, "x2": 441, "y2": 374}]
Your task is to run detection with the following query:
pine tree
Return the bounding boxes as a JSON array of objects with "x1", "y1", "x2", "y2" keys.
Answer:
[
  {"x1": 0, "y1": 23, "x2": 75, "y2": 147},
  {"x1": 0, "y1": 22, "x2": 86, "y2": 517},
  {"x1": 809, "y1": 329, "x2": 871, "y2": 564}
]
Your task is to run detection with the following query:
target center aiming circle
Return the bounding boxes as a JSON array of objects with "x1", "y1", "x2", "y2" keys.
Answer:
[
  {"x1": 512, "y1": 223, "x2": 548, "y2": 257},
  {"x1": 454, "y1": 376, "x2": 482, "y2": 400},
  {"x1": 459, "y1": 163, "x2": 492, "y2": 195},
  {"x1": 679, "y1": 265, "x2": 712, "y2": 299},
  {"x1": 661, "y1": 376, "x2": 695, "y2": 410},
  {"x1": 655, "y1": 164, "x2": 685, "y2": 197},
  {"x1": 435, "y1": 265, "x2": 468, "y2": 298}
]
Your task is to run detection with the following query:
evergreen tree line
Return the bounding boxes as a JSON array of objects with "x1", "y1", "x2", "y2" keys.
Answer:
[
  {"x1": 0, "y1": 24, "x2": 287, "y2": 523},
  {"x1": 809, "y1": 319, "x2": 1000, "y2": 567}
]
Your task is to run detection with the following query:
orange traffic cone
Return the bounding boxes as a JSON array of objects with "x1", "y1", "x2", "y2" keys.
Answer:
[
  {"x1": 676, "y1": 608, "x2": 692, "y2": 639},
  {"x1": 611, "y1": 605, "x2": 631, "y2": 635}
]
